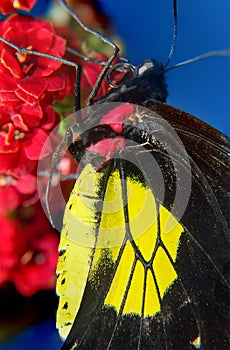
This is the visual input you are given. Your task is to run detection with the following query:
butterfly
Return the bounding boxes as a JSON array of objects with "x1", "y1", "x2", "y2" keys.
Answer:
[
  {"x1": 1, "y1": 0, "x2": 229, "y2": 349},
  {"x1": 51, "y1": 1, "x2": 230, "y2": 349}
]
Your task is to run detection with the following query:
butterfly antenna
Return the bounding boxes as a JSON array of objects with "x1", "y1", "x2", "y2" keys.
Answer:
[
  {"x1": 59, "y1": 0, "x2": 119, "y2": 105},
  {"x1": 164, "y1": 0, "x2": 178, "y2": 68},
  {"x1": 166, "y1": 49, "x2": 230, "y2": 72}
]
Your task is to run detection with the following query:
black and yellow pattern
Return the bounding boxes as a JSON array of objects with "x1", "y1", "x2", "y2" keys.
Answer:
[
  {"x1": 56, "y1": 100, "x2": 229, "y2": 349},
  {"x1": 57, "y1": 160, "x2": 184, "y2": 336}
]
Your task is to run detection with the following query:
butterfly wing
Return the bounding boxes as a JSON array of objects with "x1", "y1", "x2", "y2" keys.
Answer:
[
  {"x1": 57, "y1": 159, "x2": 186, "y2": 349},
  {"x1": 145, "y1": 100, "x2": 230, "y2": 226},
  {"x1": 57, "y1": 102, "x2": 229, "y2": 349}
]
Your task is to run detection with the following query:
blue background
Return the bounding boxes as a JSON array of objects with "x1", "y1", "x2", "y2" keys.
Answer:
[
  {"x1": 98, "y1": 0, "x2": 230, "y2": 135},
  {"x1": 0, "y1": 1, "x2": 229, "y2": 349},
  {"x1": 1, "y1": 319, "x2": 63, "y2": 350}
]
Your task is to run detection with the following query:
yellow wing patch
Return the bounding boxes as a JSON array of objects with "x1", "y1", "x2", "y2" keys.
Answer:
[
  {"x1": 56, "y1": 163, "x2": 184, "y2": 338},
  {"x1": 56, "y1": 235, "x2": 93, "y2": 339},
  {"x1": 61, "y1": 164, "x2": 103, "y2": 248},
  {"x1": 56, "y1": 165, "x2": 101, "y2": 339}
]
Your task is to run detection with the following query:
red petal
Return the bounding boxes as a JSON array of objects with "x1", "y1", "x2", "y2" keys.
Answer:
[
  {"x1": 17, "y1": 103, "x2": 43, "y2": 127},
  {"x1": 14, "y1": 152, "x2": 36, "y2": 176},
  {"x1": 47, "y1": 75, "x2": 65, "y2": 92},
  {"x1": 0, "y1": 75, "x2": 16, "y2": 91},
  {"x1": 3, "y1": 148, "x2": 36, "y2": 177},
  {"x1": 1, "y1": 48, "x2": 22, "y2": 78},
  {"x1": 50, "y1": 35, "x2": 66, "y2": 58},
  {"x1": 18, "y1": 77, "x2": 47, "y2": 99},
  {"x1": 15, "y1": 173, "x2": 36, "y2": 194},
  {"x1": 11, "y1": 114, "x2": 29, "y2": 131},
  {"x1": 0, "y1": 185, "x2": 20, "y2": 213},
  {"x1": 0, "y1": 153, "x2": 18, "y2": 171},
  {"x1": 24, "y1": 128, "x2": 50, "y2": 160},
  {"x1": 16, "y1": 0, "x2": 36, "y2": 12},
  {"x1": 0, "y1": 0, "x2": 36, "y2": 14},
  {"x1": 0, "y1": 1, "x2": 14, "y2": 15},
  {"x1": 0, "y1": 125, "x2": 19, "y2": 153},
  {"x1": 29, "y1": 27, "x2": 53, "y2": 52},
  {"x1": 41, "y1": 104, "x2": 57, "y2": 130}
]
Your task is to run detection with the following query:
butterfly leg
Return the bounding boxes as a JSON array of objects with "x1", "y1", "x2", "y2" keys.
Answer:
[{"x1": 59, "y1": 0, "x2": 120, "y2": 106}]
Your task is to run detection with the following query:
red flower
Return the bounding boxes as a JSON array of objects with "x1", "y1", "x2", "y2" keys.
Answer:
[
  {"x1": 0, "y1": 102, "x2": 57, "y2": 176},
  {"x1": 0, "y1": 14, "x2": 73, "y2": 106},
  {"x1": 0, "y1": 173, "x2": 38, "y2": 214},
  {"x1": 0, "y1": 213, "x2": 19, "y2": 284},
  {"x1": 0, "y1": 0, "x2": 37, "y2": 15},
  {"x1": 0, "y1": 204, "x2": 59, "y2": 296}
]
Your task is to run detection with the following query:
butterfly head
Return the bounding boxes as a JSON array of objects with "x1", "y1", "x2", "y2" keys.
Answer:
[{"x1": 135, "y1": 58, "x2": 168, "y2": 103}]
